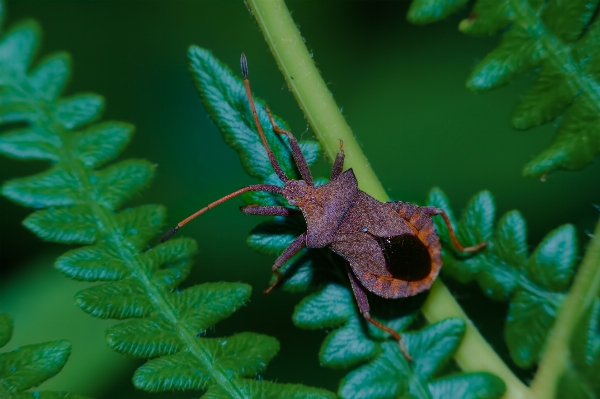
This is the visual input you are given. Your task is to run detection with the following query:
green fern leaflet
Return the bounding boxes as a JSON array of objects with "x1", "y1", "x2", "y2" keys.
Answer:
[
  {"x1": 0, "y1": 13, "x2": 334, "y2": 399},
  {"x1": 0, "y1": 314, "x2": 90, "y2": 399},
  {"x1": 408, "y1": 0, "x2": 600, "y2": 177}
]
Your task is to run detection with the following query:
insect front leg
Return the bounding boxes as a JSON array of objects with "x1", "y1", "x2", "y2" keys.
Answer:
[
  {"x1": 346, "y1": 265, "x2": 412, "y2": 362},
  {"x1": 241, "y1": 205, "x2": 301, "y2": 216},
  {"x1": 264, "y1": 107, "x2": 314, "y2": 185},
  {"x1": 421, "y1": 206, "x2": 487, "y2": 252},
  {"x1": 264, "y1": 232, "x2": 307, "y2": 294},
  {"x1": 330, "y1": 140, "x2": 345, "y2": 180}
]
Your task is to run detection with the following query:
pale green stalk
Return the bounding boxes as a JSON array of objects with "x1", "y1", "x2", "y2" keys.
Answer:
[
  {"x1": 531, "y1": 218, "x2": 600, "y2": 398},
  {"x1": 245, "y1": 1, "x2": 532, "y2": 398}
]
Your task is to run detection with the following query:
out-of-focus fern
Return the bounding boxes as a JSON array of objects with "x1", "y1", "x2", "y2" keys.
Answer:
[
  {"x1": 0, "y1": 11, "x2": 334, "y2": 398},
  {"x1": 407, "y1": 0, "x2": 600, "y2": 177},
  {"x1": 188, "y1": 47, "x2": 506, "y2": 399},
  {"x1": 556, "y1": 300, "x2": 600, "y2": 397},
  {"x1": 426, "y1": 188, "x2": 578, "y2": 368},
  {"x1": 0, "y1": 313, "x2": 91, "y2": 399}
]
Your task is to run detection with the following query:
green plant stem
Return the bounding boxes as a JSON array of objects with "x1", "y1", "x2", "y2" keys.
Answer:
[
  {"x1": 530, "y1": 217, "x2": 600, "y2": 398},
  {"x1": 246, "y1": 1, "x2": 532, "y2": 398}
]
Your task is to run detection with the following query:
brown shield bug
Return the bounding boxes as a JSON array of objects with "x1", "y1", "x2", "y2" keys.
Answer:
[{"x1": 162, "y1": 54, "x2": 486, "y2": 361}]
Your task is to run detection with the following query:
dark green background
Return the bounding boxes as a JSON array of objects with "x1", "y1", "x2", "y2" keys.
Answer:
[{"x1": 1, "y1": 1, "x2": 598, "y2": 397}]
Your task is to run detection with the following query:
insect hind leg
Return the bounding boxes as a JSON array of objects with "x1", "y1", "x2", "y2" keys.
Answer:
[
  {"x1": 346, "y1": 264, "x2": 412, "y2": 362},
  {"x1": 421, "y1": 206, "x2": 487, "y2": 253}
]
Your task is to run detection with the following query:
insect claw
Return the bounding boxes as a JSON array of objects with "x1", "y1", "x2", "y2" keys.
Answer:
[{"x1": 462, "y1": 241, "x2": 488, "y2": 253}]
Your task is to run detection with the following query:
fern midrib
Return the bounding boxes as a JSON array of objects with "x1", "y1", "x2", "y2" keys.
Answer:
[
  {"x1": 14, "y1": 79, "x2": 250, "y2": 399},
  {"x1": 511, "y1": 0, "x2": 600, "y2": 109},
  {"x1": 64, "y1": 132, "x2": 249, "y2": 399}
]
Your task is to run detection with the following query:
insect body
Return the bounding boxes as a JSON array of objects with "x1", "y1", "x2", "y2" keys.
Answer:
[{"x1": 162, "y1": 54, "x2": 486, "y2": 361}]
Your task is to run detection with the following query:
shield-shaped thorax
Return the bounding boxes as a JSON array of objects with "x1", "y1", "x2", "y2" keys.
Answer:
[{"x1": 300, "y1": 169, "x2": 359, "y2": 248}]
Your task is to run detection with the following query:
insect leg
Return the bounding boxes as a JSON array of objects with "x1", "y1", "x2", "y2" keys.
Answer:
[
  {"x1": 330, "y1": 140, "x2": 345, "y2": 180},
  {"x1": 421, "y1": 206, "x2": 487, "y2": 252},
  {"x1": 264, "y1": 107, "x2": 314, "y2": 186},
  {"x1": 346, "y1": 264, "x2": 412, "y2": 362},
  {"x1": 264, "y1": 232, "x2": 307, "y2": 294},
  {"x1": 241, "y1": 205, "x2": 301, "y2": 216},
  {"x1": 241, "y1": 54, "x2": 289, "y2": 183}
]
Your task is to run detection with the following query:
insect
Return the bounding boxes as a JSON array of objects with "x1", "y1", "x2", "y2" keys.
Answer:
[{"x1": 162, "y1": 54, "x2": 486, "y2": 361}]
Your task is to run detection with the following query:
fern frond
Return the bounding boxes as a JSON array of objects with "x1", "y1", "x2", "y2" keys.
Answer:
[
  {"x1": 407, "y1": 0, "x2": 600, "y2": 177},
  {"x1": 556, "y1": 300, "x2": 600, "y2": 396},
  {"x1": 426, "y1": 188, "x2": 579, "y2": 368},
  {"x1": 0, "y1": 314, "x2": 91, "y2": 399},
  {"x1": 189, "y1": 46, "x2": 506, "y2": 398},
  {"x1": 0, "y1": 15, "x2": 334, "y2": 398}
]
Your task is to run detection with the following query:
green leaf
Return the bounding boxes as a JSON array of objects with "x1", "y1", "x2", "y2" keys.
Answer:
[
  {"x1": 467, "y1": 25, "x2": 543, "y2": 92},
  {"x1": 428, "y1": 373, "x2": 507, "y2": 399},
  {"x1": 293, "y1": 284, "x2": 355, "y2": 330},
  {"x1": 458, "y1": 1, "x2": 511, "y2": 37},
  {"x1": 337, "y1": 320, "x2": 505, "y2": 399},
  {"x1": 0, "y1": 316, "x2": 90, "y2": 398},
  {"x1": 0, "y1": 20, "x2": 39, "y2": 74},
  {"x1": 525, "y1": 224, "x2": 577, "y2": 292},
  {"x1": 113, "y1": 204, "x2": 166, "y2": 249},
  {"x1": 13, "y1": 392, "x2": 90, "y2": 399},
  {"x1": 133, "y1": 333, "x2": 279, "y2": 391},
  {"x1": 23, "y1": 205, "x2": 98, "y2": 244},
  {"x1": 29, "y1": 52, "x2": 71, "y2": 102},
  {"x1": 0, "y1": 125, "x2": 61, "y2": 161},
  {"x1": 76, "y1": 278, "x2": 153, "y2": 319},
  {"x1": 55, "y1": 243, "x2": 131, "y2": 281},
  {"x1": 0, "y1": 314, "x2": 13, "y2": 348},
  {"x1": 2, "y1": 166, "x2": 81, "y2": 208},
  {"x1": 505, "y1": 289, "x2": 564, "y2": 368},
  {"x1": 107, "y1": 317, "x2": 181, "y2": 357},
  {"x1": 511, "y1": 62, "x2": 575, "y2": 130},
  {"x1": 523, "y1": 96, "x2": 600, "y2": 176},
  {"x1": 175, "y1": 283, "x2": 252, "y2": 331},
  {"x1": 407, "y1": 0, "x2": 600, "y2": 175},
  {"x1": 205, "y1": 380, "x2": 337, "y2": 399},
  {"x1": 74, "y1": 121, "x2": 134, "y2": 168},
  {"x1": 1, "y1": 20, "x2": 335, "y2": 397},
  {"x1": 428, "y1": 188, "x2": 579, "y2": 367},
  {"x1": 556, "y1": 300, "x2": 600, "y2": 398},
  {"x1": 542, "y1": 0, "x2": 599, "y2": 44},
  {"x1": 188, "y1": 46, "x2": 320, "y2": 182},
  {"x1": 91, "y1": 159, "x2": 155, "y2": 209},
  {"x1": 248, "y1": 216, "x2": 305, "y2": 255},
  {"x1": 143, "y1": 237, "x2": 197, "y2": 288},
  {"x1": 54, "y1": 94, "x2": 104, "y2": 130},
  {"x1": 406, "y1": 319, "x2": 465, "y2": 379},
  {"x1": 0, "y1": 340, "x2": 71, "y2": 392},
  {"x1": 407, "y1": 0, "x2": 470, "y2": 25}
]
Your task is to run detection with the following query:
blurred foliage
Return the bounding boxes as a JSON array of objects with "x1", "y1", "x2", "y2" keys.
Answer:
[
  {"x1": 0, "y1": 313, "x2": 91, "y2": 399},
  {"x1": 556, "y1": 300, "x2": 600, "y2": 398},
  {"x1": 408, "y1": 0, "x2": 600, "y2": 177},
  {"x1": 0, "y1": 11, "x2": 334, "y2": 399}
]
